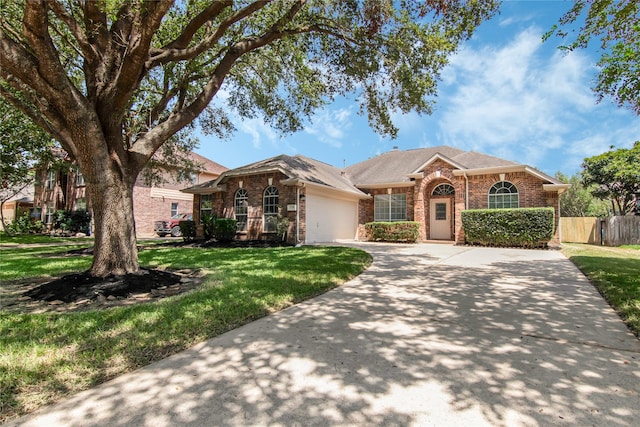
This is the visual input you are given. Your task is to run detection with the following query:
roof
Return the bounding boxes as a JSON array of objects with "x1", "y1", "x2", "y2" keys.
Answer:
[
  {"x1": 188, "y1": 151, "x2": 228, "y2": 175},
  {"x1": 184, "y1": 154, "x2": 367, "y2": 197},
  {"x1": 344, "y1": 146, "x2": 522, "y2": 186},
  {"x1": 185, "y1": 145, "x2": 566, "y2": 195}
]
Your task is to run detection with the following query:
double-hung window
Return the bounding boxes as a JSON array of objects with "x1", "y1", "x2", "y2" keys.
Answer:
[
  {"x1": 200, "y1": 194, "x2": 212, "y2": 221},
  {"x1": 235, "y1": 189, "x2": 248, "y2": 231},
  {"x1": 263, "y1": 186, "x2": 279, "y2": 232},
  {"x1": 374, "y1": 193, "x2": 407, "y2": 222}
]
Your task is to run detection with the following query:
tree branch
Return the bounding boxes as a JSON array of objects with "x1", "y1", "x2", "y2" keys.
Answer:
[
  {"x1": 147, "y1": 1, "x2": 273, "y2": 67},
  {"x1": 49, "y1": 0, "x2": 98, "y2": 64}
]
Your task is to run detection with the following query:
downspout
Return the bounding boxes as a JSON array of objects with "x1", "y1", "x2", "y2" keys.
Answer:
[
  {"x1": 296, "y1": 186, "x2": 300, "y2": 244},
  {"x1": 463, "y1": 172, "x2": 469, "y2": 209}
]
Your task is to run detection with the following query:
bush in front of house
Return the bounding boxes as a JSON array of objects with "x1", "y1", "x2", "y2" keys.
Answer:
[
  {"x1": 179, "y1": 220, "x2": 196, "y2": 241},
  {"x1": 53, "y1": 209, "x2": 91, "y2": 234},
  {"x1": 201, "y1": 213, "x2": 217, "y2": 240},
  {"x1": 6, "y1": 212, "x2": 45, "y2": 234},
  {"x1": 461, "y1": 207, "x2": 555, "y2": 248},
  {"x1": 214, "y1": 218, "x2": 238, "y2": 242},
  {"x1": 365, "y1": 221, "x2": 420, "y2": 243}
]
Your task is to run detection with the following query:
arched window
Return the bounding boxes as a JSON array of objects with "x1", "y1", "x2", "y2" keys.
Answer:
[
  {"x1": 235, "y1": 189, "x2": 248, "y2": 231},
  {"x1": 432, "y1": 183, "x2": 455, "y2": 196},
  {"x1": 488, "y1": 181, "x2": 519, "y2": 209},
  {"x1": 263, "y1": 186, "x2": 279, "y2": 232}
]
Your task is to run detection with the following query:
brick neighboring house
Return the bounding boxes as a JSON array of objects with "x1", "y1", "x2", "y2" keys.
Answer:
[
  {"x1": 183, "y1": 146, "x2": 570, "y2": 245},
  {"x1": 33, "y1": 152, "x2": 227, "y2": 237}
]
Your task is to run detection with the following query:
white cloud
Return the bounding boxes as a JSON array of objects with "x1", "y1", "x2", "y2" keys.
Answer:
[
  {"x1": 304, "y1": 107, "x2": 353, "y2": 148},
  {"x1": 436, "y1": 26, "x2": 610, "y2": 171},
  {"x1": 238, "y1": 118, "x2": 277, "y2": 149}
]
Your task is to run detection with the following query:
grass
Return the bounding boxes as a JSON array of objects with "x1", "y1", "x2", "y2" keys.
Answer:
[
  {"x1": 0, "y1": 244, "x2": 372, "y2": 423},
  {"x1": 562, "y1": 243, "x2": 640, "y2": 337},
  {"x1": 0, "y1": 232, "x2": 94, "y2": 245}
]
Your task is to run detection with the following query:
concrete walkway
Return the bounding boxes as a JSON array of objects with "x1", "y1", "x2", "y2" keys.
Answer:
[{"x1": 10, "y1": 243, "x2": 640, "y2": 426}]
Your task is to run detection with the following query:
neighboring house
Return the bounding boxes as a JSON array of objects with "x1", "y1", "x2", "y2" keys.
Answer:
[
  {"x1": 1, "y1": 186, "x2": 35, "y2": 231},
  {"x1": 33, "y1": 152, "x2": 227, "y2": 237},
  {"x1": 184, "y1": 146, "x2": 570, "y2": 245}
]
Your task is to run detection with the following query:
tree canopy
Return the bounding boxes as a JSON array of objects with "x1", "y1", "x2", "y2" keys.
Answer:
[
  {"x1": 546, "y1": 0, "x2": 640, "y2": 115},
  {"x1": 581, "y1": 142, "x2": 640, "y2": 215},
  {"x1": 555, "y1": 172, "x2": 609, "y2": 217},
  {"x1": 0, "y1": 1, "x2": 499, "y2": 276}
]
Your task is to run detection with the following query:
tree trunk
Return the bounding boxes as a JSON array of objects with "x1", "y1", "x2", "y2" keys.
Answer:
[{"x1": 87, "y1": 167, "x2": 139, "y2": 277}]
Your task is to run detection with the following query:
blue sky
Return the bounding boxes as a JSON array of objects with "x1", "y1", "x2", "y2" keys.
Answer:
[{"x1": 195, "y1": 1, "x2": 640, "y2": 177}]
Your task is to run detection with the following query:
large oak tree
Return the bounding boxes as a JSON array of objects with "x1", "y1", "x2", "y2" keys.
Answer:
[{"x1": 1, "y1": 0, "x2": 498, "y2": 276}]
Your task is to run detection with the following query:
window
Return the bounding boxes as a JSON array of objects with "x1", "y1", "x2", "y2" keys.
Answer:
[
  {"x1": 76, "y1": 197, "x2": 87, "y2": 211},
  {"x1": 45, "y1": 202, "x2": 55, "y2": 224},
  {"x1": 435, "y1": 202, "x2": 447, "y2": 220},
  {"x1": 263, "y1": 186, "x2": 279, "y2": 232},
  {"x1": 374, "y1": 194, "x2": 407, "y2": 222},
  {"x1": 45, "y1": 170, "x2": 56, "y2": 190},
  {"x1": 171, "y1": 202, "x2": 179, "y2": 217},
  {"x1": 75, "y1": 167, "x2": 85, "y2": 186},
  {"x1": 488, "y1": 181, "x2": 519, "y2": 209},
  {"x1": 200, "y1": 194, "x2": 212, "y2": 221},
  {"x1": 235, "y1": 189, "x2": 248, "y2": 231},
  {"x1": 432, "y1": 183, "x2": 454, "y2": 196}
]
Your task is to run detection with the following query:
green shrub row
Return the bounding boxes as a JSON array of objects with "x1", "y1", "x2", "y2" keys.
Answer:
[
  {"x1": 179, "y1": 218, "x2": 238, "y2": 242},
  {"x1": 461, "y1": 207, "x2": 555, "y2": 248},
  {"x1": 365, "y1": 221, "x2": 420, "y2": 243}
]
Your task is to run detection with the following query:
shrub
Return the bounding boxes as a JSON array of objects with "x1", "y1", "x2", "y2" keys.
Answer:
[
  {"x1": 276, "y1": 215, "x2": 290, "y2": 242},
  {"x1": 214, "y1": 218, "x2": 237, "y2": 242},
  {"x1": 365, "y1": 221, "x2": 420, "y2": 243},
  {"x1": 461, "y1": 207, "x2": 555, "y2": 248},
  {"x1": 179, "y1": 220, "x2": 196, "y2": 241},
  {"x1": 6, "y1": 212, "x2": 45, "y2": 234},
  {"x1": 53, "y1": 210, "x2": 91, "y2": 234},
  {"x1": 201, "y1": 213, "x2": 217, "y2": 240}
]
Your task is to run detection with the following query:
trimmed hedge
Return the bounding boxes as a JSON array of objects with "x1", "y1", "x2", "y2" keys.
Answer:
[
  {"x1": 365, "y1": 221, "x2": 420, "y2": 243},
  {"x1": 461, "y1": 207, "x2": 555, "y2": 248},
  {"x1": 214, "y1": 218, "x2": 238, "y2": 242}
]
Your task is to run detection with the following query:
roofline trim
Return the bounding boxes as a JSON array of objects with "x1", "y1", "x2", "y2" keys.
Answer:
[
  {"x1": 354, "y1": 181, "x2": 416, "y2": 189},
  {"x1": 451, "y1": 165, "x2": 560, "y2": 183},
  {"x1": 412, "y1": 153, "x2": 466, "y2": 174},
  {"x1": 285, "y1": 178, "x2": 370, "y2": 199}
]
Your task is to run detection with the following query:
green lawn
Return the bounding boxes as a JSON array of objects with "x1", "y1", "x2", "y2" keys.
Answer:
[
  {"x1": 562, "y1": 243, "x2": 640, "y2": 337},
  {"x1": 0, "y1": 244, "x2": 371, "y2": 423},
  {"x1": 0, "y1": 233, "x2": 94, "y2": 245}
]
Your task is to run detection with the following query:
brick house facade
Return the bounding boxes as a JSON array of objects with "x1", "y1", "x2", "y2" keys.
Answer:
[
  {"x1": 185, "y1": 147, "x2": 569, "y2": 245},
  {"x1": 33, "y1": 152, "x2": 226, "y2": 236}
]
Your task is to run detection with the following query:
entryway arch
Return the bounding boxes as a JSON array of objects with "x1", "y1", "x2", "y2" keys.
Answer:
[{"x1": 428, "y1": 182, "x2": 455, "y2": 240}]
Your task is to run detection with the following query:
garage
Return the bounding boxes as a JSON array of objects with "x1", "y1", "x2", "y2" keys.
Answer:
[{"x1": 305, "y1": 188, "x2": 359, "y2": 243}]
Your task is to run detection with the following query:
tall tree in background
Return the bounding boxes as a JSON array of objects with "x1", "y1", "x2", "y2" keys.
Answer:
[
  {"x1": 546, "y1": 0, "x2": 640, "y2": 115},
  {"x1": 554, "y1": 172, "x2": 608, "y2": 217},
  {"x1": 0, "y1": 1, "x2": 499, "y2": 276},
  {"x1": 582, "y1": 142, "x2": 640, "y2": 215}
]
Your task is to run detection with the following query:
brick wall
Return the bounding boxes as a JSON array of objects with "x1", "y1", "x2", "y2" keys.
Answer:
[
  {"x1": 355, "y1": 162, "x2": 561, "y2": 244},
  {"x1": 196, "y1": 173, "x2": 301, "y2": 243}
]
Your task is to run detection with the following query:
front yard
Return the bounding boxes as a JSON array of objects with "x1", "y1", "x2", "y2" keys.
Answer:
[
  {"x1": 0, "y1": 241, "x2": 371, "y2": 423},
  {"x1": 562, "y1": 243, "x2": 640, "y2": 337}
]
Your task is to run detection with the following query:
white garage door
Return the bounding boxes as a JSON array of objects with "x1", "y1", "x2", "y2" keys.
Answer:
[{"x1": 305, "y1": 191, "x2": 358, "y2": 243}]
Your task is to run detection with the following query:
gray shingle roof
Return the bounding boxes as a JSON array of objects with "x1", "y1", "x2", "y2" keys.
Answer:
[{"x1": 185, "y1": 154, "x2": 365, "y2": 196}]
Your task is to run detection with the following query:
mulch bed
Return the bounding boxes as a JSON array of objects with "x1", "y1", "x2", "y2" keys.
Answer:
[{"x1": 2, "y1": 239, "x2": 293, "y2": 314}]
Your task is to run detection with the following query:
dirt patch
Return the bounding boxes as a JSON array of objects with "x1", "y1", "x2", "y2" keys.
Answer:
[{"x1": 2, "y1": 268, "x2": 206, "y2": 314}]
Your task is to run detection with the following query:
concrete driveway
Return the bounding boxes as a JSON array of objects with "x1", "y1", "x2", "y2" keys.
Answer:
[{"x1": 10, "y1": 243, "x2": 640, "y2": 426}]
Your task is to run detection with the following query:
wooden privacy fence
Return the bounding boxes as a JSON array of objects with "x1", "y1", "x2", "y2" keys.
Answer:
[{"x1": 561, "y1": 216, "x2": 640, "y2": 246}]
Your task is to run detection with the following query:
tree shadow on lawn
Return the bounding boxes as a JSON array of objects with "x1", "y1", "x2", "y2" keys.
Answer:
[{"x1": 13, "y1": 244, "x2": 640, "y2": 427}]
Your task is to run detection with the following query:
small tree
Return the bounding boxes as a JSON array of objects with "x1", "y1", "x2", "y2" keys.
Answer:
[
  {"x1": 0, "y1": 99, "x2": 56, "y2": 234},
  {"x1": 582, "y1": 142, "x2": 640, "y2": 215},
  {"x1": 555, "y1": 172, "x2": 608, "y2": 217}
]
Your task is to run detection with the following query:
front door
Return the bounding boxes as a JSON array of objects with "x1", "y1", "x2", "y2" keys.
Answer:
[{"x1": 430, "y1": 199, "x2": 452, "y2": 240}]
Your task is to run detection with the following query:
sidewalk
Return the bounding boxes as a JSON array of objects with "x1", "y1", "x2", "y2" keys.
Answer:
[{"x1": 8, "y1": 243, "x2": 640, "y2": 426}]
